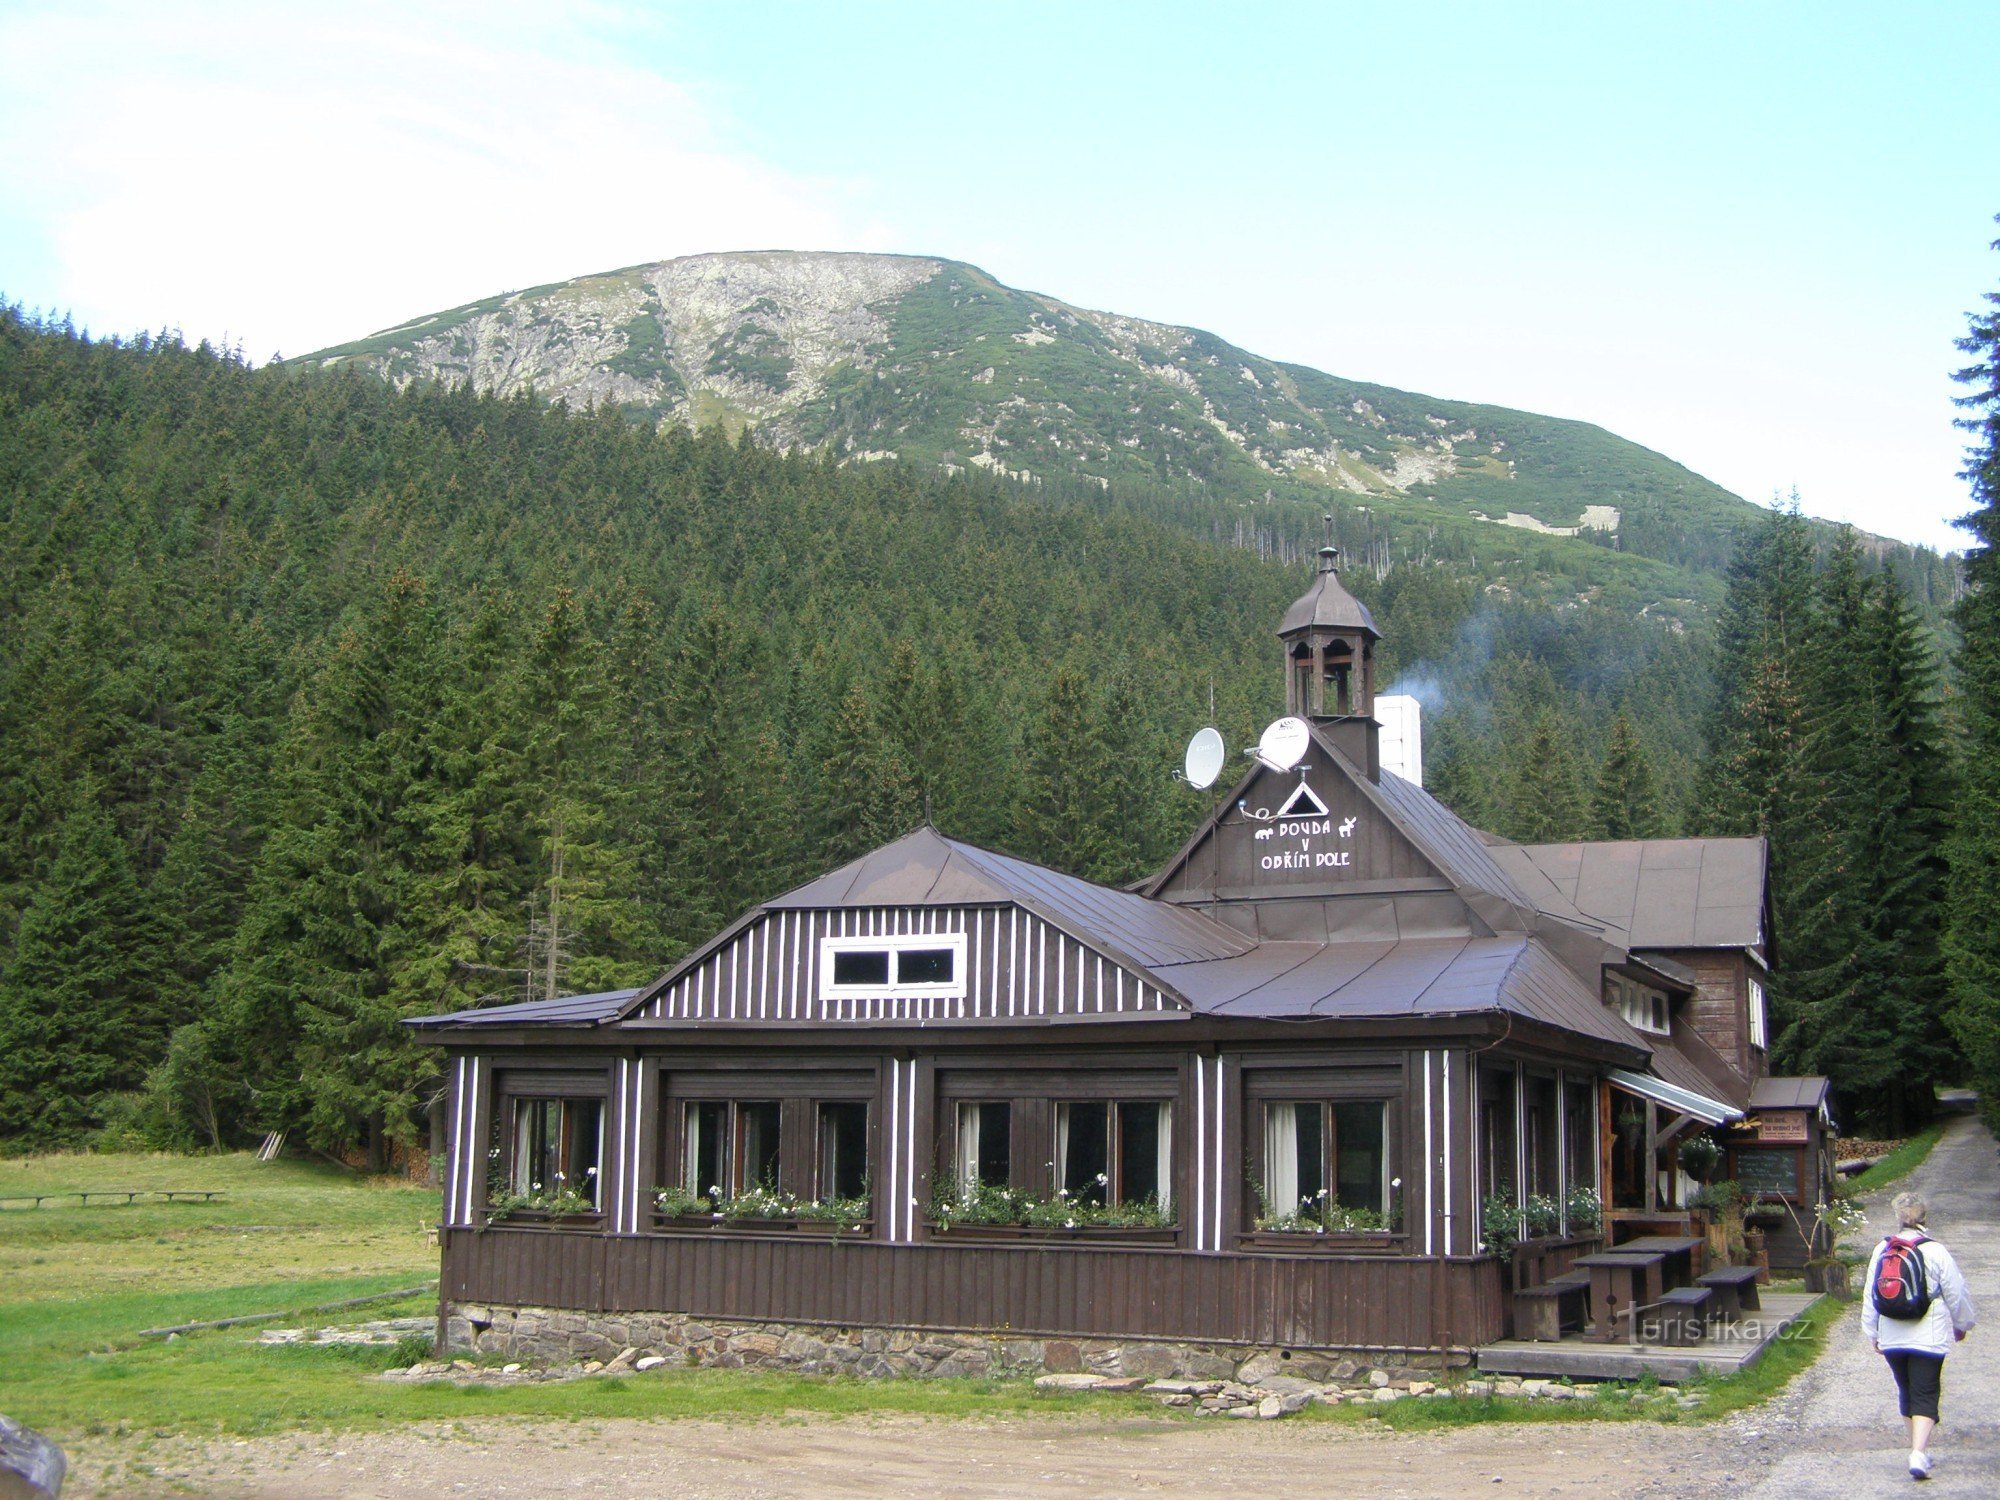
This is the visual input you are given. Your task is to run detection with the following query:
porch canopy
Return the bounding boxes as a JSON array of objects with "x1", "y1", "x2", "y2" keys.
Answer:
[{"x1": 1605, "y1": 1068, "x2": 1743, "y2": 1128}]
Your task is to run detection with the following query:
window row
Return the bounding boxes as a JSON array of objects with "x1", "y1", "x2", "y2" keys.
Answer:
[{"x1": 487, "y1": 1088, "x2": 1394, "y2": 1235}]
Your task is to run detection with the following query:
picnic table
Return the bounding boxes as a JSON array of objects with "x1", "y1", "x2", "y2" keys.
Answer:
[
  {"x1": 1573, "y1": 1248, "x2": 1669, "y2": 1341},
  {"x1": 1614, "y1": 1233, "x2": 1704, "y2": 1285}
]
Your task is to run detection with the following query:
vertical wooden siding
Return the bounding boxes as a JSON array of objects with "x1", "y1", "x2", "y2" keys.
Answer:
[
  {"x1": 444, "y1": 1229, "x2": 1507, "y2": 1352},
  {"x1": 639, "y1": 907, "x2": 1182, "y2": 1024}
]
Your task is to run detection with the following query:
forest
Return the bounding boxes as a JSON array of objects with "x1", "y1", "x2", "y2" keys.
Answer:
[{"x1": 0, "y1": 294, "x2": 1994, "y2": 1158}]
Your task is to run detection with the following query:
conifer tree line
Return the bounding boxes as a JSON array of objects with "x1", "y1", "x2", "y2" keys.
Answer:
[{"x1": 0, "y1": 287, "x2": 1983, "y2": 1158}]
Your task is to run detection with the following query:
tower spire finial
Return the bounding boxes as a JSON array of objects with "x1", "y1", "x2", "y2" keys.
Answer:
[{"x1": 1318, "y1": 515, "x2": 1339, "y2": 575}]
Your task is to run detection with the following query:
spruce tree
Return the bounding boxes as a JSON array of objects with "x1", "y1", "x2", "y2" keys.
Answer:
[
  {"x1": 1013, "y1": 668, "x2": 1124, "y2": 881},
  {"x1": 1592, "y1": 712, "x2": 1665, "y2": 840},
  {"x1": 0, "y1": 791, "x2": 159, "y2": 1142},
  {"x1": 1509, "y1": 711, "x2": 1589, "y2": 843},
  {"x1": 1947, "y1": 229, "x2": 2000, "y2": 1111}
]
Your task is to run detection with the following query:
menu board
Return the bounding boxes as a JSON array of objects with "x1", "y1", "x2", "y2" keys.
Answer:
[{"x1": 1734, "y1": 1147, "x2": 1801, "y2": 1199}]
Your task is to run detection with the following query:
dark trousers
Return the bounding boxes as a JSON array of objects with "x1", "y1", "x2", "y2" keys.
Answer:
[{"x1": 1884, "y1": 1350, "x2": 1945, "y2": 1422}]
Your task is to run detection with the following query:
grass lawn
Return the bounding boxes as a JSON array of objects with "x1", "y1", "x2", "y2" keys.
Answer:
[
  {"x1": 1, "y1": 1150, "x2": 1845, "y2": 1450},
  {"x1": 1846, "y1": 1125, "x2": 1947, "y2": 1195}
]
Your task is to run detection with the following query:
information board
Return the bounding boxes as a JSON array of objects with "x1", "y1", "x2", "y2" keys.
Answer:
[
  {"x1": 1733, "y1": 1147, "x2": 1801, "y2": 1199},
  {"x1": 1756, "y1": 1112, "x2": 1809, "y2": 1144}
]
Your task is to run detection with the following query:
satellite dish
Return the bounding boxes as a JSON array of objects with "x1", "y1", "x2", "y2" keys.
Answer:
[
  {"x1": 1258, "y1": 716, "x2": 1311, "y2": 772},
  {"x1": 1183, "y1": 727, "x2": 1226, "y2": 790}
]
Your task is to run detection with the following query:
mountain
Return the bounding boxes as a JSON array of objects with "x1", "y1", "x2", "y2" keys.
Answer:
[{"x1": 302, "y1": 251, "x2": 1778, "y2": 577}]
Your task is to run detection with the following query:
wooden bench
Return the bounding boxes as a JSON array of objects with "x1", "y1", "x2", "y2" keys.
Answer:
[
  {"x1": 1513, "y1": 1270, "x2": 1591, "y2": 1342},
  {"x1": 1697, "y1": 1264, "x2": 1763, "y2": 1317},
  {"x1": 1648, "y1": 1286, "x2": 1714, "y2": 1346}
]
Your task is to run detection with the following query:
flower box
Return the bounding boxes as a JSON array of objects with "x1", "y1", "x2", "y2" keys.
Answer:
[
  {"x1": 652, "y1": 1212, "x2": 873, "y2": 1237},
  {"x1": 487, "y1": 1207, "x2": 605, "y2": 1229},
  {"x1": 923, "y1": 1220, "x2": 1179, "y2": 1246},
  {"x1": 1237, "y1": 1229, "x2": 1403, "y2": 1253}
]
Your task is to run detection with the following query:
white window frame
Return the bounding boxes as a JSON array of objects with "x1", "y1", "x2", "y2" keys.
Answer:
[
  {"x1": 1748, "y1": 975, "x2": 1769, "y2": 1050},
  {"x1": 818, "y1": 931, "x2": 968, "y2": 1002},
  {"x1": 1608, "y1": 972, "x2": 1670, "y2": 1037}
]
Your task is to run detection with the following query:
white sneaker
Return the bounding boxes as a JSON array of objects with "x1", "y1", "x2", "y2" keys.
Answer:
[{"x1": 1909, "y1": 1450, "x2": 1931, "y2": 1481}]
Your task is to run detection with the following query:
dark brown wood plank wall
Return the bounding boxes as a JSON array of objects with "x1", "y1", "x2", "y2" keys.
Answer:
[{"x1": 443, "y1": 1230, "x2": 1507, "y2": 1352}]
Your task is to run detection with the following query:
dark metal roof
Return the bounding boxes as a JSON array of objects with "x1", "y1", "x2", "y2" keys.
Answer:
[
  {"x1": 406, "y1": 988, "x2": 640, "y2": 1030},
  {"x1": 1487, "y1": 838, "x2": 1768, "y2": 950},
  {"x1": 1750, "y1": 1075, "x2": 1831, "y2": 1111},
  {"x1": 1366, "y1": 759, "x2": 1540, "y2": 926},
  {"x1": 764, "y1": 826, "x2": 1255, "y2": 969},
  {"x1": 1277, "y1": 556, "x2": 1381, "y2": 638},
  {"x1": 1151, "y1": 933, "x2": 1647, "y2": 1052},
  {"x1": 1647, "y1": 1028, "x2": 1752, "y2": 1111}
]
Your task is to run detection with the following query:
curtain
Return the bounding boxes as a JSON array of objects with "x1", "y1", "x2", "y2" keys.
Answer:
[
  {"x1": 1053, "y1": 1105, "x2": 1070, "y2": 1194},
  {"x1": 956, "y1": 1103, "x2": 980, "y2": 1190},
  {"x1": 1156, "y1": 1103, "x2": 1173, "y2": 1209},
  {"x1": 683, "y1": 1104, "x2": 703, "y2": 1194},
  {"x1": 1264, "y1": 1103, "x2": 1299, "y2": 1214}
]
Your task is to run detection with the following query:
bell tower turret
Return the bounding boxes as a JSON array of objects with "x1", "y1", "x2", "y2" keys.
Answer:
[{"x1": 1278, "y1": 520, "x2": 1384, "y2": 777}]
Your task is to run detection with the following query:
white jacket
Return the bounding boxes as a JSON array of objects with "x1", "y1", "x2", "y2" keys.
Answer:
[{"x1": 1862, "y1": 1233, "x2": 1977, "y2": 1356}]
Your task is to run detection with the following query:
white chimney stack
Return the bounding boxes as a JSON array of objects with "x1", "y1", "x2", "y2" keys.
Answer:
[{"x1": 1376, "y1": 695, "x2": 1423, "y2": 785}]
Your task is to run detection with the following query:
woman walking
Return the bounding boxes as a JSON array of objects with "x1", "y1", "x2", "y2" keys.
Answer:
[{"x1": 1863, "y1": 1190, "x2": 1977, "y2": 1480}]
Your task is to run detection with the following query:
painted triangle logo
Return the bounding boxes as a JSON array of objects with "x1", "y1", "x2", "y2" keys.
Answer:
[{"x1": 1275, "y1": 782, "x2": 1330, "y2": 818}]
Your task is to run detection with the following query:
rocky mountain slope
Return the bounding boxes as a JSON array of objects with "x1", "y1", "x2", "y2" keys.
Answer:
[{"x1": 297, "y1": 251, "x2": 1841, "y2": 579}]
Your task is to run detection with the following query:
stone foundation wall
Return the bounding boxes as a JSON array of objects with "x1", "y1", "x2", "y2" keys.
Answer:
[{"x1": 445, "y1": 1301, "x2": 1462, "y2": 1383}]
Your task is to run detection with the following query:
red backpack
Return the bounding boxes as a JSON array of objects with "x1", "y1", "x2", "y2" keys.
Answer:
[{"x1": 1872, "y1": 1235, "x2": 1933, "y2": 1320}]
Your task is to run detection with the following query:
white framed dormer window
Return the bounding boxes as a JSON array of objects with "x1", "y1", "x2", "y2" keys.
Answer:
[
  {"x1": 1607, "y1": 972, "x2": 1670, "y2": 1036},
  {"x1": 1748, "y1": 975, "x2": 1769, "y2": 1051},
  {"x1": 818, "y1": 931, "x2": 968, "y2": 1002}
]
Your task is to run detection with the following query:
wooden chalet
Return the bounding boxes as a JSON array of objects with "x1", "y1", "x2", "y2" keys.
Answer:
[{"x1": 412, "y1": 545, "x2": 1827, "y2": 1363}]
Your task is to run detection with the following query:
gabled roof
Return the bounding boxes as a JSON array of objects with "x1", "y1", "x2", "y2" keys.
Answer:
[
  {"x1": 765, "y1": 825, "x2": 1255, "y2": 969},
  {"x1": 1750, "y1": 1075, "x2": 1831, "y2": 1111},
  {"x1": 408, "y1": 988, "x2": 640, "y2": 1030},
  {"x1": 1487, "y1": 838, "x2": 1768, "y2": 951}
]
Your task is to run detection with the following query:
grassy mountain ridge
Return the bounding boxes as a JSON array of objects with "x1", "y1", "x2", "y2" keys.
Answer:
[{"x1": 305, "y1": 251, "x2": 1893, "y2": 590}]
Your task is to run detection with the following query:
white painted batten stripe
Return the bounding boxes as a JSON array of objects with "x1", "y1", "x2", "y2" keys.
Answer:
[
  {"x1": 1211, "y1": 1056, "x2": 1224, "y2": 1251},
  {"x1": 1442, "y1": 1050, "x2": 1456, "y2": 1256},
  {"x1": 1422, "y1": 1050, "x2": 1435, "y2": 1258},
  {"x1": 1192, "y1": 1057, "x2": 1207, "y2": 1252}
]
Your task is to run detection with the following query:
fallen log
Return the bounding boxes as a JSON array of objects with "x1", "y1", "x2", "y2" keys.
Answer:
[{"x1": 137, "y1": 1282, "x2": 437, "y2": 1340}]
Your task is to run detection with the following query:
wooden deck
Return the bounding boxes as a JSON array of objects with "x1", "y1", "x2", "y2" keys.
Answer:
[{"x1": 1475, "y1": 1291, "x2": 1820, "y2": 1381}]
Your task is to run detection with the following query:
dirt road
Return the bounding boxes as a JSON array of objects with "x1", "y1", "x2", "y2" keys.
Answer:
[{"x1": 65, "y1": 1116, "x2": 2000, "y2": 1499}]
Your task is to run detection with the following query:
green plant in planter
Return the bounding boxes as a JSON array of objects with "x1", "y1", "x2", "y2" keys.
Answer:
[
  {"x1": 1250, "y1": 1183, "x2": 1386, "y2": 1233},
  {"x1": 652, "y1": 1184, "x2": 706, "y2": 1218},
  {"x1": 929, "y1": 1175, "x2": 1173, "y2": 1230},
  {"x1": 485, "y1": 1181, "x2": 599, "y2": 1224},
  {"x1": 1480, "y1": 1193, "x2": 1523, "y2": 1256},
  {"x1": 1523, "y1": 1193, "x2": 1562, "y2": 1239},
  {"x1": 1565, "y1": 1183, "x2": 1602, "y2": 1236},
  {"x1": 1693, "y1": 1179, "x2": 1748, "y2": 1262},
  {"x1": 1677, "y1": 1132, "x2": 1722, "y2": 1184}
]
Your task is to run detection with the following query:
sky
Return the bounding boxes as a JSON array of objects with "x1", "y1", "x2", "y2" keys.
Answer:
[{"x1": 1, "y1": 1, "x2": 1994, "y2": 552}]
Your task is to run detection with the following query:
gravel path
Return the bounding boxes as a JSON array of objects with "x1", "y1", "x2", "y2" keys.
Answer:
[{"x1": 1728, "y1": 1111, "x2": 2000, "y2": 1497}]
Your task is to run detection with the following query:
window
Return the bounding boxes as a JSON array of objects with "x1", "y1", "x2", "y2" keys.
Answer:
[
  {"x1": 1055, "y1": 1100, "x2": 1171, "y2": 1209},
  {"x1": 510, "y1": 1096, "x2": 603, "y2": 1207},
  {"x1": 819, "y1": 932, "x2": 967, "y2": 1000},
  {"x1": 1564, "y1": 1078, "x2": 1598, "y2": 1190},
  {"x1": 1748, "y1": 976, "x2": 1769, "y2": 1050},
  {"x1": 1260, "y1": 1100, "x2": 1388, "y2": 1225},
  {"x1": 682, "y1": 1100, "x2": 781, "y2": 1202},
  {"x1": 817, "y1": 1101, "x2": 870, "y2": 1201},
  {"x1": 954, "y1": 1101, "x2": 1012, "y2": 1190},
  {"x1": 1608, "y1": 972, "x2": 1670, "y2": 1035}
]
